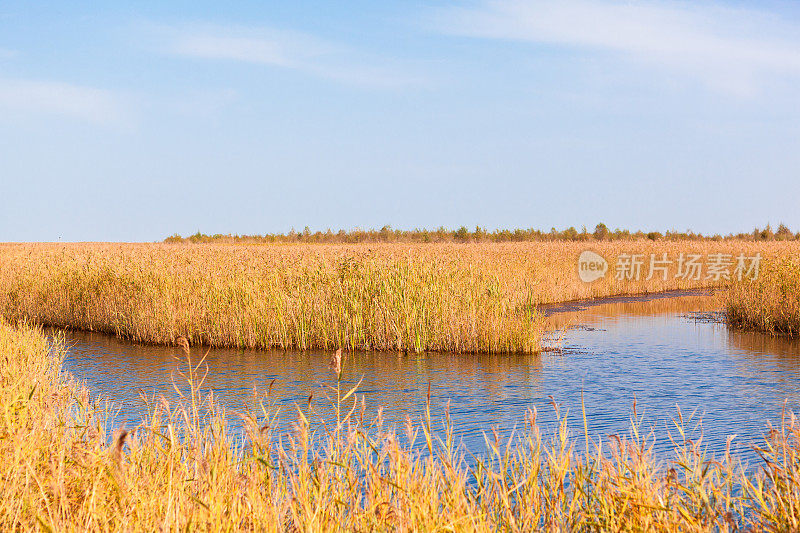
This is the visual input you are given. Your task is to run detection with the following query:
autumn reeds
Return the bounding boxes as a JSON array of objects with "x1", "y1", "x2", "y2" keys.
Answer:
[
  {"x1": 4, "y1": 320, "x2": 800, "y2": 530},
  {"x1": 726, "y1": 255, "x2": 800, "y2": 338},
  {"x1": 0, "y1": 241, "x2": 790, "y2": 354}
]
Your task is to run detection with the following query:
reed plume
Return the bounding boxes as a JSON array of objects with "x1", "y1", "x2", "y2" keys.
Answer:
[{"x1": 329, "y1": 347, "x2": 342, "y2": 377}]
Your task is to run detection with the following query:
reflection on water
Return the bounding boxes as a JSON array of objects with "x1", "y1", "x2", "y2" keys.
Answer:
[
  {"x1": 59, "y1": 331, "x2": 546, "y2": 450},
  {"x1": 542, "y1": 289, "x2": 722, "y2": 328},
  {"x1": 59, "y1": 293, "x2": 800, "y2": 462}
]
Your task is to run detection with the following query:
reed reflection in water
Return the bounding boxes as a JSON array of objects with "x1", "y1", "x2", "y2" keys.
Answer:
[{"x1": 59, "y1": 292, "x2": 800, "y2": 461}]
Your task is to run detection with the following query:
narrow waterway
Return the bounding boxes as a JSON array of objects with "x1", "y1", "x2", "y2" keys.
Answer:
[{"x1": 59, "y1": 291, "x2": 800, "y2": 462}]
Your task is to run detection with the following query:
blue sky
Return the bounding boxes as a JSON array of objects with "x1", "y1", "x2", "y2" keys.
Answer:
[{"x1": 2, "y1": 0, "x2": 800, "y2": 241}]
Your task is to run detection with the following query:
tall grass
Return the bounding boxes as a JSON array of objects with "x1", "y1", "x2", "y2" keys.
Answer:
[
  {"x1": 0, "y1": 241, "x2": 788, "y2": 353},
  {"x1": 3, "y1": 320, "x2": 800, "y2": 530},
  {"x1": 727, "y1": 255, "x2": 800, "y2": 338}
]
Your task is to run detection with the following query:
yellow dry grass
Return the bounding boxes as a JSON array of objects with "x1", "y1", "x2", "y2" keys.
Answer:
[
  {"x1": 727, "y1": 253, "x2": 800, "y2": 338},
  {"x1": 0, "y1": 241, "x2": 793, "y2": 353},
  {"x1": 4, "y1": 320, "x2": 800, "y2": 531}
]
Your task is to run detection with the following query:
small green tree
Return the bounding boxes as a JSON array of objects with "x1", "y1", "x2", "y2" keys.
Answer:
[
  {"x1": 593, "y1": 223, "x2": 610, "y2": 241},
  {"x1": 777, "y1": 223, "x2": 793, "y2": 240}
]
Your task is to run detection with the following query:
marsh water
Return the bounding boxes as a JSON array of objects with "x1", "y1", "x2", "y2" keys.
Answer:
[{"x1": 60, "y1": 291, "x2": 800, "y2": 462}]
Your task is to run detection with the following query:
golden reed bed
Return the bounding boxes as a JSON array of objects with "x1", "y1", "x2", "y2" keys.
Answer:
[
  {"x1": 727, "y1": 253, "x2": 800, "y2": 338},
  {"x1": 0, "y1": 241, "x2": 794, "y2": 353},
  {"x1": 3, "y1": 320, "x2": 800, "y2": 531}
]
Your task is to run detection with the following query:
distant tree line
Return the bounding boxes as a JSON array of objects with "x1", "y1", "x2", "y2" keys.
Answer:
[{"x1": 164, "y1": 223, "x2": 799, "y2": 244}]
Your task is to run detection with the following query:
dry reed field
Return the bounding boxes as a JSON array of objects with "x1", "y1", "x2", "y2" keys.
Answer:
[
  {"x1": 727, "y1": 253, "x2": 800, "y2": 338},
  {"x1": 4, "y1": 320, "x2": 800, "y2": 531},
  {"x1": 0, "y1": 241, "x2": 792, "y2": 354}
]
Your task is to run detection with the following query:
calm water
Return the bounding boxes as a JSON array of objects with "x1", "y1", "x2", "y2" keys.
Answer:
[{"x1": 59, "y1": 293, "x2": 800, "y2": 462}]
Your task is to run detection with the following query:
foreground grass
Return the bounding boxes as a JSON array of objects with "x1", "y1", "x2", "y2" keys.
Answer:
[
  {"x1": 727, "y1": 254, "x2": 800, "y2": 338},
  {"x1": 0, "y1": 241, "x2": 788, "y2": 353},
  {"x1": 5, "y1": 321, "x2": 800, "y2": 531}
]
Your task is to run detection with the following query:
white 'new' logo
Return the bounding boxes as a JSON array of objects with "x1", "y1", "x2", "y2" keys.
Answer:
[{"x1": 578, "y1": 251, "x2": 608, "y2": 282}]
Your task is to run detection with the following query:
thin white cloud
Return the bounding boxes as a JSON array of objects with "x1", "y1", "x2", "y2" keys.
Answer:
[
  {"x1": 0, "y1": 79, "x2": 129, "y2": 124},
  {"x1": 150, "y1": 23, "x2": 425, "y2": 89},
  {"x1": 435, "y1": 0, "x2": 800, "y2": 95},
  {"x1": 0, "y1": 48, "x2": 17, "y2": 59},
  {"x1": 167, "y1": 26, "x2": 334, "y2": 68},
  {"x1": 171, "y1": 88, "x2": 239, "y2": 117}
]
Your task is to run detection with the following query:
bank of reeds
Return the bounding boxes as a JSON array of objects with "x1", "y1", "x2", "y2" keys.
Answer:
[
  {"x1": 727, "y1": 255, "x2": 800, "y2": 338},
  {"x1": 0, "y1": 241, "x2": 791, "y2": 353},
  {"x1": 4, "y1": 320, "x2": 800, "y2": 530}
]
